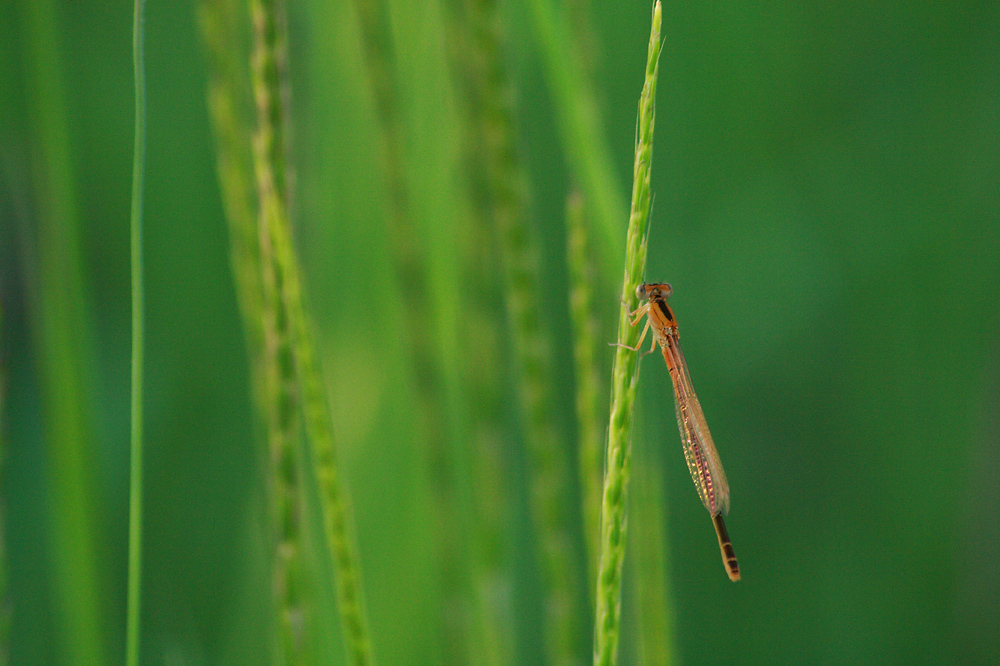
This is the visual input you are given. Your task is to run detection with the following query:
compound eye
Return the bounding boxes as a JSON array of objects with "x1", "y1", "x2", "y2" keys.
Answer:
[
  {"x1": 635, "y1": 283, "x2": 648, "y2": 300},
  {"x1": 647, "y1": 283, "x2": 671, "y2": 298}
]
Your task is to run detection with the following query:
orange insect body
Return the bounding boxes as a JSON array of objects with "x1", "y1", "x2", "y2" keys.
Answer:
[{"x1": 629, "y1": 282, "x2": 739, "y2": 582}]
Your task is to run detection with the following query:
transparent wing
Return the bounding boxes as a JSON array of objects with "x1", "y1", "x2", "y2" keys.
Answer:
[{"x1": 661, "y1": 334, "x2": 730, "y2": 516}]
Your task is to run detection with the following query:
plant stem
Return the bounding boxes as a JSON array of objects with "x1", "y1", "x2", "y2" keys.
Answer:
[
  {"x1": 460, "y1": 0, "x2": 587, "y2": 661},
  {"x1": 594, "y1": 4, "x2": 661, "y2": 666},
  {"x1": 125, "y1": 1, "x2": 146, "y2": 665},
  {"x1": 249, "y1": 0, "x2": 308, "y2": 661},
  {"x1": 250, "y1": 1, "x2": 374, "y2": 663}
]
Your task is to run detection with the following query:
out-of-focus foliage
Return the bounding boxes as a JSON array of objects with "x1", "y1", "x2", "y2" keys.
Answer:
[{"x1": 1, "y1": 0, "x2": 997, "y2": 665}]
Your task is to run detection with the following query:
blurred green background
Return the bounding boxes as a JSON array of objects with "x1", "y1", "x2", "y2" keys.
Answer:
[{"x1": 2, "y1": 0, "x2": 998, "y2": 665}]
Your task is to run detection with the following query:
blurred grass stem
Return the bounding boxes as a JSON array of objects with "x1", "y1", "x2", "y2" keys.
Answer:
[
  {"x1": 524, "y1": 0, "x2": 628, "y2": 281},
  {"x1": 20, "y1": 1, "x2": 106, "y2": 664},
  {"x1": 566, "y1": 191, "x2": 603, "y2": 600},
  {"x1": 198, "y1": 0, "x2": 266, "y2": 419},
  {"x1": 126, "y1": 1, "x2": 146, "y2": 665},
  {"x1": 250, "y1": 1, "x2": 373, "y2": 663},
  {"x1": 458, "y1": 1, "x2": 587, "y2": 662},
  {"x1": 352, "y1": 0, "x2": 475, "y2": 662},
  {"x1": 250, "y1": 0, "x2": 310, "y2": 660}
]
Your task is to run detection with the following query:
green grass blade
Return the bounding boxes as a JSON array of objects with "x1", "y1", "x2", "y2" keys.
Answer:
[
  {"x1": 249, "y1": 0, "x2": 310, "y2": 661},
  {"x1": 125, "y1": 1, "x2": 146, "y2": 665},
  {"x1": 524, "y1": 0, "x2": 628, "y2": 281},
  {"x1": 250, "y1": 2, "x2": 374, "y2": 663},
  {"x1": 197, "y1": 0, "x2": 266, "y2": 417},
  {"x1": 0, "y1": 305, "x2": 6, "y2": 665},
  {"x1": 454, "y1": 0, "x2": 587, "y2": 661},
  {"x1": 290, "y1": 273, "x2": 374, "y2": 666},
  {"x1": 594, "y1": 4, "x2": 661, "y2": 666},
  {"x1": 20, "y1": 1, "x2": 106, "y2": 664},
  {"x1": 352, "y1": 0, "x2": 476, "y2": 661}
]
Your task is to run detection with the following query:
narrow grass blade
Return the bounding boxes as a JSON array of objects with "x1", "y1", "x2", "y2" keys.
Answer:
[
  {"x1": 524, "y1": 0, "x2": 628, "y2": 281},
  {"x1": 125, "y1": 1, "x2": 146, "y2": 665},
  {"x1": 197, "y1": 0, "x2": 266, "y2": 417},
  {"x1": 250, "y1": 2, "x2": 374, "y2": 664},
  {"x1": 249, "y1": 0, "x2": 310, "y2": 661},
  {"x1": 454, "y1": 1, "x2": 588, "y2": 663},
  {"x1": 290, "y1": 280, "x2": 374, "y2": 666},
  {"x1": 0, "y1": 304, "x2": 7, "y2": 664},
  {"x1": 594, "y1": 4, "x2": 661, "y2": 666},
  {"x1": 352, "y1": 0, "x2": 477, "y2": 662},
  {"x1": 448, "y1": 0, "x2": 588, "y2": 662},
  {"x1": 19, "y1": 1, "x2": 106, "y2": 664}
]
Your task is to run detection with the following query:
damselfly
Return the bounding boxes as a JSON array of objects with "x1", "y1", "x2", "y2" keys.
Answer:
[{"x1": 622, "y1": 282, "x2": 739, "y2": 582}]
